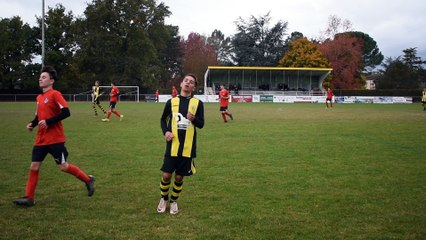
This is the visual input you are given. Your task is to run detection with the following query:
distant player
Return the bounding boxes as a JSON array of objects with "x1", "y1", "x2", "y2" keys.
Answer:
[
  {"x1": 171, "y1": 86, "x2": 178, "y2": 98},
  {"x1": 157, "y1": 73, "x2": 205, "y2": 215},
  {"x1": 92, "y1": 80, "x2": 107, "y2": 116},
  {"x1": 102, "y1": 82, "x2": 124, "y2": 122},
  {"x1": 422, "y1": 87, "x2": 426, "y2": 111},
  {"x1": 218, "y1": 84, "x2": 233, "y2": 123},
  {"x1": 325, "y1": 88, "x2": 333, "y2": 109},
  {"x1": 13, "y1": 66, "x2": 95, "y2": 207},
  {"x1": 155, "y1": 89, "x2": 159, "y2": 103}
]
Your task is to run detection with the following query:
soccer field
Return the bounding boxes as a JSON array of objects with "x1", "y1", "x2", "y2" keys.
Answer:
[{"x1": 0, "y1": 102, "x2": 425, "y2": 239}]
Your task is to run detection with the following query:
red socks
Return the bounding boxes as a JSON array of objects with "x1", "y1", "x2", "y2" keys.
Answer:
[
  {"x1": 222, "y1": 112, "x2": 232, "y2": 122},
  {"x1": 64, "y1": 164, "x2": 90, "y2": 184},
  {"x1": 24, "y1": 164, "x2": 89, "y2": 201},
  {"x1": 107, "y1": 111, "x2": 121, "y2": 118},
  {"x1": 25, "y1": 169, "x2": 39, "y2": 201},
  {"x1": 221, "y1": 113, "x2": 227, "y2": 122}
]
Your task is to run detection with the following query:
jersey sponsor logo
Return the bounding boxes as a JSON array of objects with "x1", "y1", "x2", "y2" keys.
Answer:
[
  {"x1": 44, "y1": 97, "x2": 49, "y2": 104},
  {"x1": 173, "y1": 112, "x2": 193, "y2": 130}
]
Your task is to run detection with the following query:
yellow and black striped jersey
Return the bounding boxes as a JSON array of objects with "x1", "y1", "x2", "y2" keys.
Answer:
[
  {"x1": 92, "y1": 86, "x2": 100, "y2": 100},
  {"x1": 160, "y1": 95, "x2": 205, "y2": 158}
]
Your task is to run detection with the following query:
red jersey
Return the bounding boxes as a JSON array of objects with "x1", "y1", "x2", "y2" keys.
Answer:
[
  {"x1": 35, "y1": 89, "x2": 68, "y2": 146},
  {"x1": 110, "y1": 86, "x2": 120, "y2": 102},
  {"x1": 172, "y1": 87, "x2": 178, "y2": 98},
  {"x1": 327, "y1": 89, "x2": 333, "y2": 99},
  {"x1": 219, "y1": 89, "x2": 230, "y2": 107}
]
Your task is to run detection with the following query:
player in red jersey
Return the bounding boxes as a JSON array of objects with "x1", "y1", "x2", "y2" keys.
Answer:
[
  {"x1": 171, "y1": 86, "x2": 178, "y2": 98},
  {"x1": 102, "y1": 82, "x2": 124, "y2": 122},
  {"x1": 325, "y1": 88, "x2": 334, "y2": 109},
  {"x1": 155, "y1": 89, "x2": 159, "y2": 102},
  {"x1": 13, "y1": 66, "x2": 95, "y2": 207},
  {"x1": 218, "y1": 84, "x2": 233, "y2": 123}
]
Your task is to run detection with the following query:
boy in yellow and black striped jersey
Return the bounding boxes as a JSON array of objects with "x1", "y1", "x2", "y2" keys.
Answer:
[
  {"x1": 157, "y1": 73, "x2": 204, "y2": 215},
  {"x1": 92, "y1": 81, "x2": 107, "y2": 116},
  {"x1": 422, "y1": 88, "x2": 426, "y2": 111}
]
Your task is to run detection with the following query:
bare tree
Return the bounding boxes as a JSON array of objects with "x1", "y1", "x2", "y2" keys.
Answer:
[{"x1": 319, "y1": 15, "x2": 353, "y2": 41}]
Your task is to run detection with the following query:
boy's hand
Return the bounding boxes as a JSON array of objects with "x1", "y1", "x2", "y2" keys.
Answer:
[
  {"x1": 187, "y1": 113, "x2": 195, "y2": 121},
  {"x1": 26, "y1": 123, "x2": 34, "y2": 131},
  {"x1": 165, "y1": 131, "x2": 173, "y2": 142}
]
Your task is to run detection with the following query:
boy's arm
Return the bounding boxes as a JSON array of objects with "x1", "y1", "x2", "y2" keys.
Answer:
[
  {"x1": 45, "y1": 108, "x2": 71, "y2": 125},
  {"x1": 192, "y1": 101, "x2": 204, "y2": 129},
  {"x1": 29, "y1": 115, "x2": 39, "y2": 128},
  {"x1": 160, "y1": 100, "x2": 172, "y2": 134}
]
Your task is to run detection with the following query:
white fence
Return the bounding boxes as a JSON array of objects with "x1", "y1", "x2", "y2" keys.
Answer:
[
  {"x1": 0, "y1": 94, "x2": 153, "y2": 102},
  {"x1": 0, "y1": 94, "x2": 413, "y2": 104}
]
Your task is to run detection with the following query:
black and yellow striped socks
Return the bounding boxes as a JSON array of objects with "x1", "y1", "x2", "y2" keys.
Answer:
[
  {"x1": 170, "y1": 180, "x2": 183, "y2": 202},
  {"x1": 92, "y1": 104, "x2": 98, "y2": 116},
  {"x1": 99, "y1": 105, "x2": 107, "y2": 114},
  {"x1": 93, "y1": 103, "x2": 107, "y2": 115},
  {"x1": 160, "y1": 177, "x2": 171, "y2": 201}
]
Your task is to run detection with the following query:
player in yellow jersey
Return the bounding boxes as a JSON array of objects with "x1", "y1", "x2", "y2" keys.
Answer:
[
  {"x1": 422, "y1": 87, "x2": 426, "y2": 111},
  {"x1": 92, "y1": 81, "x2": 107, "y2": 116},
  {"x1": 157, "y1": 73, "x2": 204, "y2": 215}
]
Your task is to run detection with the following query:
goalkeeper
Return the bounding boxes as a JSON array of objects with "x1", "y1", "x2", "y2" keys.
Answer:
[{"x1": 92, "y1": 80, "x2": 107, "y2": 116}]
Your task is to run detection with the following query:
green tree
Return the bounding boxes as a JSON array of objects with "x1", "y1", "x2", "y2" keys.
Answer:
[
  {"x1": 232, "y1": 13, "x2": 288, "y2": 66},
  {"x1": 402, "y1": 47, "x2": 426, "y2": 71},
  {"x1": 377, "y1": 48, "x2": 425, "y2": 89},
  {"x1": 207, "y1": 29, "x2": 233, "y2": 65},
  {"x1": 0, "y1": 17, "x2": 37, "y2": 90},
  {"x1": 33, "y1": 4, "x2": 77, "y2": 90},
  {"x1": 157, "y1": 25, "x2": 183, "y2": 89},
  {"x1": 285, "y1": 31, "x2": 304, "y2": 44},
  {"x1": 73, "y1": 0, "x2": 177, "y2": 92},
  {"x1": 377, "y1": 57, "x2": 419, "y2": 89},
  {"x1": 342, "y1": 31, "x2": 384, "y2": 71}
]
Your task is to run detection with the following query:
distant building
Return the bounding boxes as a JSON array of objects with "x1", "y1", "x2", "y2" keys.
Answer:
[{"x1": 204, "y1": 66, "x2": 332, "y2": 96}]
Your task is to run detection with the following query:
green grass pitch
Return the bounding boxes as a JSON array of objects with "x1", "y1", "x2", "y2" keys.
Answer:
[{"x1": 0, "y1": 102, "x2": 425, "y2": 239}]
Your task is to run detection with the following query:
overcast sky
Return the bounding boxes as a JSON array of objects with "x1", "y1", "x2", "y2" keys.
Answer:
[{"x1": 1, "y1": 0, "x2": 425, "y2": 60}]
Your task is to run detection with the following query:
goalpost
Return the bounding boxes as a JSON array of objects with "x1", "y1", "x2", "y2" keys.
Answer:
[{"x1": 73, "y1": 85, "x2": 140, "y2": 102}]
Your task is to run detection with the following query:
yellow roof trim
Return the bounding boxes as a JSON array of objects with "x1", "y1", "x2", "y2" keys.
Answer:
[{"x1": 207, "y1": 66, "x2": 332, "y2": 71}]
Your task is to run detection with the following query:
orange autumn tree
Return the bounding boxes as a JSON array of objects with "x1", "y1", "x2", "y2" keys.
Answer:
[
  {"x1": 278, "y1": 37, "x2": 332, "y2": 88},
  {"x1": 278, "y1": 37, "x2": 330, "y2": 68}
]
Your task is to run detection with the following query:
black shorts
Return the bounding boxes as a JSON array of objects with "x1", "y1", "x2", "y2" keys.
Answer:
[
  {"x1": 220, "y1": 106, "x2": 228, "y2": 112},
  {"x1": 109, "y1": 101, "x2": 117, "y2": 109},
  {"x1": 326, "y1": 98, "x2": 332, "y2": 102},
  {"x1": 161, "y1": 155, "x2": 195, "y2": 176},
  {"x1": 93, "y1": 98, "x2": 100, "y2": 104},
  {"x1": 32, "y1": 143, "x2": 68, "y2": 164}
]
